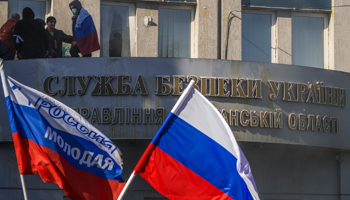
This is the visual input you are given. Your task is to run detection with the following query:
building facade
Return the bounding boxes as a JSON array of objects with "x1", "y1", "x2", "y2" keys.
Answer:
[
  {"x1": 0, "y1": 0, "x2": 350, "y2": 200},
  {"x1": 1, "y1": 0, "x2": 349, "y2": 70}
]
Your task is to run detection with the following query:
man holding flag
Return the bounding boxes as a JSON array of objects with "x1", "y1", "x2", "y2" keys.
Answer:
[{"x1": 0, "y1": 60, "x2": 125, "y2": 200}]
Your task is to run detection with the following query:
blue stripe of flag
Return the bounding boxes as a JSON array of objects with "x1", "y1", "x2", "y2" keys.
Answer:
[
  {"x1": 5, "y1": 97, "x2": 18, "y2": 133},
  {"x1": 8, "y1": 99, "x2": 122, "y2": 181},
  {"x1": 76, "y1": 15, "x2": 97, "y2": 41}
]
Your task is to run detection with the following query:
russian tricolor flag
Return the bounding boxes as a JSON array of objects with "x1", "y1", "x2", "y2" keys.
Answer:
[
  {"x1": 1, "y1": 62, "x2": 124, "y2": 200},
  {"x1": 75, "y1": 8, "x2": 100, "y2": 56},
  {"x1": 121, "y1": 80, "x2": 260, "y2": 200}
]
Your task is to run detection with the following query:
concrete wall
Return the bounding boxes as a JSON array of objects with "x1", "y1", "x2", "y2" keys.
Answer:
[
  {"x1": 2, "y1": 57, "x2": 349, "y2": 148},
  {"x1": 340, "y1": 153, "x2": 350, "y2": 200},
  {"x1": 332, "y1": 0, "x2": 350, "y2": 73},
  {"x1": 276, "y1": 11, "x2": 292, "y2": 65},
  {"x1": 0, "y1": 142, "x2": 349, "y2": 200},
  {"x1": 221, "y1": 0, "x2": 241, "y2": 60},
  {"x1": 195, "y1": 0, "x2": 218, "y2": 59},
  {"x1": 0, "y1": 2, "x2": 8, "y2": 27},
  {"x1": 51, "y1": 0, "x2": 74, "y2": 38},
  {"x1": 126, "y1": 143, "x2": 350, "y2": 200},
  {"x1": 135, "y1": 2, "x2": 159, "y2": 57}
]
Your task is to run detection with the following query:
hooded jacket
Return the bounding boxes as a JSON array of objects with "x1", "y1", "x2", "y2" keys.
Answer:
[
  {"x1": 69, "y1": 0, "x2": 82, "y2": 15},
  {"x1": 13, "y1": 7, "x2": 49, "y2": 59},
  {"x1": 69, "y1": 0, "x2": 83, "y2": 36}
]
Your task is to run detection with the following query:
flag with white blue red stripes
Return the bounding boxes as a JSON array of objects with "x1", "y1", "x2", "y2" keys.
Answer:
[
  {"x1": 0, "y1": 62, "x2": 125, "y2": 200},
  {"x1": 75, "y1": 7, "x2": 100, "y2": 56},
  {"x1": 134, "y1": 80, "x2": 260, "y2": 200}
]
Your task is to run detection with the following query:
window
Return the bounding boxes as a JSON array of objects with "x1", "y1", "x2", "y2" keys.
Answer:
[
  {"x1": 242, "y1": 0, "x2": 331, "y2": 10},
  {"x1": 162, "y1": 0, "x2": 196, "y2": 2},
  {"x1": 100, "y1": 2, "x2": 135, "y2": 57},
  {"x1": 9, "y1": 0, "x2": 50, "y2": 21},
  {"x1": 242, "y1": 11, "x2": 275, "y2": 63},
  {"x1": 292, "y1": 13, "x2": 328, "y2": 68},
  {"x1": 158, "y1": 6, "x2": 194, "y2": 58}
]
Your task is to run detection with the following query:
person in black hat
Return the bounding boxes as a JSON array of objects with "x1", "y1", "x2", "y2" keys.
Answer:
[
  {"x1": 46, "y1": 16, "x2": 72, "y2": 57},
  {"x1": 13, "y1": 7, "x2": 49, "y2": 59}
]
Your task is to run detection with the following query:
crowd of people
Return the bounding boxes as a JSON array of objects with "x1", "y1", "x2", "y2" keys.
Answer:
[{"x1": 0, "y1": 0, "x2": 100, "y2": 60}]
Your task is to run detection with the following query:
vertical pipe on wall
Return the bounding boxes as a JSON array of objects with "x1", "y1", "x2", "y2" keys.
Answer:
[{"x1": 217, "y1": 0, "x2": 221, "y2": 59}]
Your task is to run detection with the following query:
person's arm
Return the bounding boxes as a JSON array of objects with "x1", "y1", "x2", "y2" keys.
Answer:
[
  {"x1": 13, "y1": 23, "x2": 23, "y2": 54},
  {"x1": 61, "y1": 31, "x2": 73, "y2": 44}
]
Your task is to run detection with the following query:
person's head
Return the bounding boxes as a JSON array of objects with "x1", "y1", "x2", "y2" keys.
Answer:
[
  {"x1": 46, "y1": 16, "x2": 56, "y2": 30},
  {"x1": 36, "y1": 18, "x2": 46, "y2": 27},
  {"x1": 69, "y1": 0, "x2": 82, "y2": 15},
  {"x1": 11, "y1": 13, "x2": 20, "y2": 22},
  {"x1": 22, "y1": 7, "x2": 34, "y2": 19}
]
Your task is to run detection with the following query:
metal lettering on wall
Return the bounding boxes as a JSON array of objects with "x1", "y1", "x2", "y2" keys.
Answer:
[
  {"x1": 1, "y1": 58, "x2": 348, "y2": 149},
  {"x1": 43, "y1": 75, "x2": 345, "y2": 133}
]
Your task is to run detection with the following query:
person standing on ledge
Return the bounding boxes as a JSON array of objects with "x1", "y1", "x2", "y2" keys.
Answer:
[
  {"x1": 13, "y1": 7, "x2": 49, "y2": 59},
  {"x1": 69, "y1": 0, "x2": 100, "y2": 57},
  {"x1": 0, "y1": 13, "x2": 20, "y2": 60},
  {"x1": 46, "y1": 16, "x2": 72, "y2": 58}
]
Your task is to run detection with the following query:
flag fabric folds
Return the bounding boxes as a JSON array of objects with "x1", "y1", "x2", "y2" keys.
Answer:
[
  {"x1": 75, "y1": 8, "x2": 100, "y2": 56},
  {"x1": 1, "y1": 64, "x2": 125, "y2": 200},
  {"x1": 134, "y1": 81, "x2": 260, "y2": 200}
]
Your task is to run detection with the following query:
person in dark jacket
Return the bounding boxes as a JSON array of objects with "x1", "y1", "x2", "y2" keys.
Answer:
[
  {"x1": 0, "y1": 13, "x2": 20, "y2": 59},
  {"x1": 46, "y1": 16, "x2": 72, "y2": 57},
  {"x1": 35, "y1": 18, "x2": 46, "y2": 27},
  {"x1": 13, "y1": 7, "x2": 49, "y2": 59}
]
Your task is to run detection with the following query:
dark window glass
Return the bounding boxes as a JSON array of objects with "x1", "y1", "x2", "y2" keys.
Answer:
[
  {"x1": 242, "y1": 0, "x2": 331, "y2": 10},
  {"x1": 242, "y1": 13, "x2": 272, "y2": 63},
  {"x1": 292, "y1": 16, "x2": 324, "y2": 68},
  {"x1": 166, "y1": 0, "x2": 196, "y2": 2},
  {"x1": 100, "y1": 5, "x2": 131, "y2": 57},
  {"x1": 158, "y1": 8, "x2": 191, "y2": 58}
]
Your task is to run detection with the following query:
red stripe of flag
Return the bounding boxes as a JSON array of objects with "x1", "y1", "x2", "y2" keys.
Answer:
[
  {"x1": 76, "y1": 32, "x2": 100, "y2": 56},
  {"x1": 136, "y1": 143, "x2": 233, "y2": 200},
  {"x1": 13, "y1": 132, "x2": 125, "y2": 200}
]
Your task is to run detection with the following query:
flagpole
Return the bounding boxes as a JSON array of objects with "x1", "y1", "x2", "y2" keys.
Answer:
[
  {"x1": 117, "y1": 171, "x2": 137, "y2": 200},
  {"x1": 0, "y1": 60, "x2": 29, "y2": 200},
  {"x1": 0, "y1": 59, "x2": 9, "y2": 98},
  {"x1": 20, "y1": 174, "x2": 28, "y2": 200}
]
